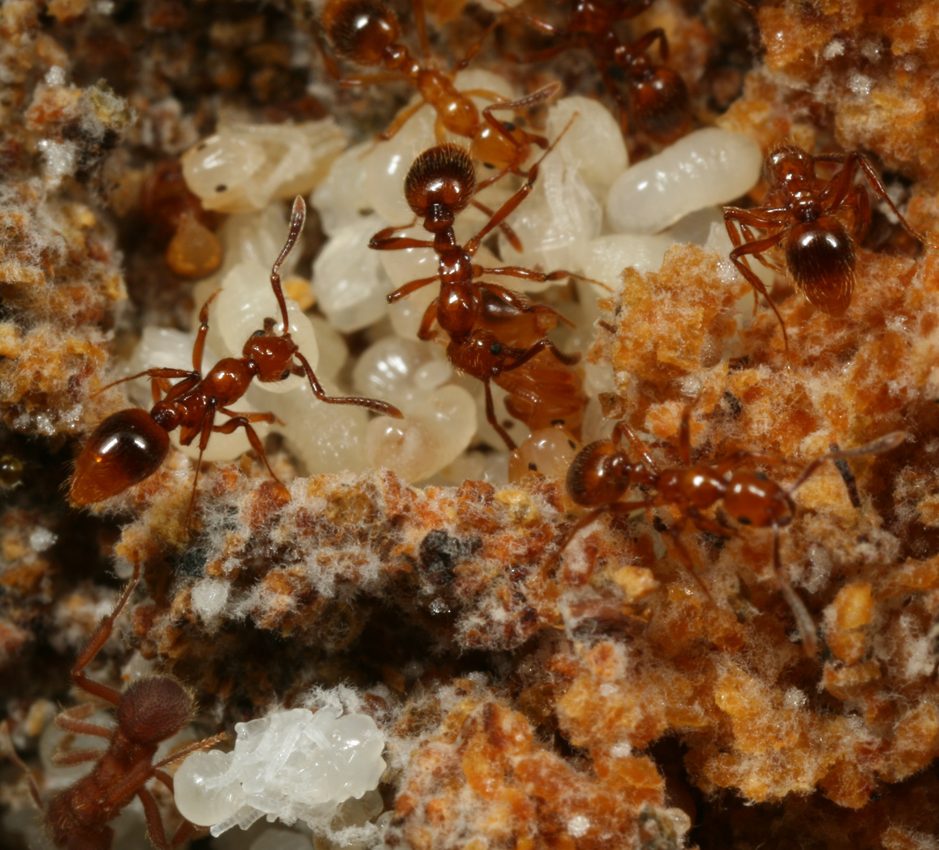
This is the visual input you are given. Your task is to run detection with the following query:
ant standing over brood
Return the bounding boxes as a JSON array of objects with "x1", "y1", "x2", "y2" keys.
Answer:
[
  {"x1": 69, "y1": 197, "x2": 401, "y2": 521},
  {"x1": 723, "y1": 144, "x2": 925, "y2": 350},
  {"x1": 369, "y1": 131, "x2": 599, "y2": 449},
  {"x1": 319, "y1": 0, "x2": 559, "y2": 183},
  {"x1": 4, "y1": 562, "x2": 224, "y2": 850},
  {"x1": 555, "y1": 406, "x2": 907, "y2": 657}
]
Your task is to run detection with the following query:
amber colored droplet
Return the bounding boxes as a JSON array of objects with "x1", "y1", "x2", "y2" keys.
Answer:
[
  {"x1": 70, "y1": 409, "x2": 170, "y2": 505},
  {"x1": 165, "y1": 211, "x2": 223, "y2": 279}
]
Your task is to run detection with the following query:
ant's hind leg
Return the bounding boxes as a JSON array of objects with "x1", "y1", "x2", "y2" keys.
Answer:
[
  {"x1": 484, "y1": 380, "x2": 517, "y2": 450},
  {"x1": 70, "y1": 562, "x2": 143, "y2": 706},
  {"x1": 214, "y1": 413, "x2": 283, "y2": 485}
]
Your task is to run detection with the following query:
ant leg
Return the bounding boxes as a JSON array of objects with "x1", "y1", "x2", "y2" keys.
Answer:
[
  {"x1": 677, "y1": 405, "x2": 693, "y2": 466},
  {"x1": 726, "y1": 227, "x2": 790, "y2": 351},
  {"x1": 96, "y1": 367, "x2": 198, "y2": 396},
  {"x1": 630, "y1": 27, "x2": 670, "y2": 62},
  {"x1": 55, "y1": 704, "x2": 113, "y2": 739},
  {"x1": 787, "y1": 431, "x2": 907, "y2": 495},
  {"x1": 611, "y1": 421, "x2": 660, "y2": 475},
  {"x1": 484, "y1": 380, "x2": 517, "y2": 450},
  {"x1": 500, "y1": 338, "x2": 580, "y2": 373},
  {"x1": 663, "y1": 519, "x2": 715, "y2": 602},
  {"x1": 416, "y1": 298, "x2": 441, "y2": 341},
  {"x1": 71, "y1": 563, "x2": 142, "y2": 706},
  {"x1": 218, "y1": 408, "x2": 282, "y2": 427},
  {"x1": 170, "y1": 821, "x2": 201, "y2": 848},
  {"x1": 213, "y1": 415, "x2": 283, "y2": 485},
  {"x1": 413, "y1": 0, "x2": 431, "y2": 61},
  {"x1": 294, "y1": 351, "x2": 403, "y2": 418},
  {"x1": 452, "y1": 18, "x2": 499, "y2": 72},
  {"x1": 378, "y1": 99, "x2": 428, "y2": 143},
  {"x1": 465, "y1": 110, "x2": 576, "y2": 253},
  {"x1": 269, "y1": 196, "x2": 307, "y2": 331},
  {"x1": 386, "y1": 274, "x2": 441, "y2": 304},
  {"x1": 841, "y1": 184, "x2": 872, "y2": 242},
  {"x1": 771, "y1": 526, "x2": 818, "y2": 657},
  {"x1": 553, "y1": 500, "x2": 653, "y2": 570},
  {"x1": 1, "y1": 721, "x2": 43, "y2": 810},
  {"x1": 817, "y1": 152, "x2": 925, "y2": 244},
  {"x1": 470, "y1": 199, "x2": 523, "y2": 253},
  {"x1": 138, "y1": 787, "x2": 171, "y2": 850},
  {"x1": 51, "y1": 748, "x2": 104, "y2": 767},
  {"x1": 477, "y1": 83, "x2": 560, "y2": 151},
  {"x1": 337, "y1": 70, "x2": 407, "y2": 89},
  {"x1": 184, "y1": 411, "x2": 217, "y2": 530},
  {"x1": 369, "y1": 228, "x2": 433, "y2": 253},
  {"x1": 477, "y1": 263, "x2": 611, "y2": 294}
]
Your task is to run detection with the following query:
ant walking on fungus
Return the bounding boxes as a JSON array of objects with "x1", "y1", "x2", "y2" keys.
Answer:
[
  {"x1": 69, "y1": 197, "x2": 401, "y2": 515},
  {"x1": 557, "y1": 408, "x2": 907, "y2": 656},
  {"x1": 370, "y1": 134, "x2": 600, "y2": 449},
  {"x1": 319, "y1": 0, "x2": 559, "y2": 183},
  {"x1": 723, "y1": 144, "x2": 925, "y2": 350},
  {"x1": 498, "y1": 0, "x2": 692, "y2": 145},
  {"x1": 4, "y1": 562, "x2": 224, "y2": 850}
]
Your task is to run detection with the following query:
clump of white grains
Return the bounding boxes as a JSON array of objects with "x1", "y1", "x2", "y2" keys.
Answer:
[
  {"x1": 124, "y1": 70, "x2": 763, "y2": 485},
  {"x1": 173, "y1": 707, "x2": 386, "y2": 839}
]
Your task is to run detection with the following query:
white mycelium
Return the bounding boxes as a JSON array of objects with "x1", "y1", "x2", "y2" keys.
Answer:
[{"x1": 173, "y1": 707, "x2": 386, "y2": 837}]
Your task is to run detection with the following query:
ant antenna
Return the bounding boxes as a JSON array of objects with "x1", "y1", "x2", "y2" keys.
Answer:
[{"x1": 270, "y1": 196, "x2": 307, "y2": 333}]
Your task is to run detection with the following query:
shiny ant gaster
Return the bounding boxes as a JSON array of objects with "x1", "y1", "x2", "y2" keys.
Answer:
[
  {"x1": 501, "y1": 0, "x2": 691, "y2": 144},
  {"x1": 370, "y1": 140, "x2": 591, "y2": 449},
  {"x1": 723, "y1": 144, "x2": 925, "y2": 349},
  {"x1": 558, "y1": 408, "x2": 906, "y2": 656},
  {"x1": 69, "y1": 197, "x2": 401, "y2": 514},
  {"x1": 5, "y1": 563, "x2": 224, "y2": 850},
  {"x1": 320, "y1": 0, "x2": 558, "y2": 183}
]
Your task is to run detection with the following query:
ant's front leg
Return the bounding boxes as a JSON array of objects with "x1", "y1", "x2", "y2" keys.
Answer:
[{"x1": 294, "y1": 351, "x2": 403, "y2": 418}]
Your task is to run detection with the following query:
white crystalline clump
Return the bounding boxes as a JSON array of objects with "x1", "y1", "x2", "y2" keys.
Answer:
[
  {"x1": 606, "y1": 128, "x2": 762, "y2": 234},
  {"x1": 182, "y1": 119, "x2": 346, "y2": 213},
  {"x1": 174, "y1": 708, "x2": 386, "y2": 837}
]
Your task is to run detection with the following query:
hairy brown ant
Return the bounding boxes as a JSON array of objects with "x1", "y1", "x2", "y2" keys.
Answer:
[
  {"x1": 319, "y1": 0, "x2": 559, "y2": 182},
  {"x1": 3, "y1": 563, "x2": 224, "y2": 850},
  {"x1": 558, "y1": 408, "x2": 907, "y2": 656},
  {"x1": 69, "y1": 197, "x2": 401, "y2": 516},
  {"x1": 723, "y1": 144, "x2": 925, "y2": 349},
  {"x1": 370, "y1": 137, "x2": 597, "y2": 450},
  {"x1": 499, "y1": 0, "x2": 691, "y2": 145}
]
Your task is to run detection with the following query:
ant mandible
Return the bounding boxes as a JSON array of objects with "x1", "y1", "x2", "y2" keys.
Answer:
[
  {"x1": 500, "y1": 0, "x2": 691, "y2": 145},
  {"x1": 319, "y1": 0, "x2": 558, "y2": 182},
  {"x1": 370, "y1": 138, "x2": 593, "y2": 450},
  {"x1": 723, "y1": 144, "x2": 925, "y2": 350},
  {"x1": 69, "y1": 197, "x2": 401, "y2": 515},
  {"x1": 558, "y1": 408, "x2": 907, "y2": 656},
  {"x1": 5, "y1": 562, "x2": 224, "y2": 850}
]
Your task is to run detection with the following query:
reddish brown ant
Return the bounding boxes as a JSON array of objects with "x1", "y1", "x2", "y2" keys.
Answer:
[
  {"x1": 499, "y1": 0, "x2": 691, "y2": 144},
  {"x1": 370, "y1": 138, "x2": 596, "y2": 450},
  {"x1": 69, "y1": 197, "x2": 401, "y2": 514},
  {"x1": 558, "y1": 408, "x2": 907, "y2": 656},
  {"x1": 723, "y1": 144, "x2": 925, "y2": 349},
  {"x1": 4, "y1": 563, "x2": 224, "y2": 850},
  {"x1": 319, "y1": 0, "x2": 559, "y2": 182}
]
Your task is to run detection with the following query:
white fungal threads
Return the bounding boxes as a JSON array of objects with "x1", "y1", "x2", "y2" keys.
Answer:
[
  {"x1": 173, "y1": 707, "x2": 386, "y2": 837},
  {"x1": 606, "y1": 128, "x2": 763, "y2": 234},
  {"x1": 181, "y1": 119, "x2": 346, "y2": 213}
]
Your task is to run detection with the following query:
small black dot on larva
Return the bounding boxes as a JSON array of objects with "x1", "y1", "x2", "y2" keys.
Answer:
[
  {"x1": 567, "y1": 440, "x2": 576, "y2": 449},
  {"x1": 528, "y1": 462, "x2": 537, "y2": 471},
  {"x1": 197, "y1": 142, "x2": 207, "y2": 151},
  {"x1": 551, "y1": 418, "x2": 564, "y2": 426},
  {"x1": 215, "y1": 184, "x2": 227, "y2": 192}
]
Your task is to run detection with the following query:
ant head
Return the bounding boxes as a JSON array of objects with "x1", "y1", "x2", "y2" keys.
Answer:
[
  {"x1": 765, "y1": 145, "x2": 813, "y2": 189},
  {"x1": 243, "y1": 329, "x2": 298, "y2": 382},
  {"x1": 723, "y1": 471, "x2": 793, "y2": 528},
  {"x1": 322, "y1": 0, "x2": 399, "y2": 64},
  {"x1": 69, "y1": 409, "x2": 171, "y2": 506},
  {"x1": 405, "y1": 144, "x2": 475, "y2": 223},
  {"x1": 118, "y1": 676, "x2": 191, "y2": 745},
  {"x1": 566, "y1": 440, "x2": 635, "y2": 508}
]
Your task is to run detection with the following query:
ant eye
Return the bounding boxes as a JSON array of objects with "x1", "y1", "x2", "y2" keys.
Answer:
[
  {"x1": 737, "y1": 516, "x2": 752, "y2": 525},
  {"x1": 490, "y1": 342, "x2": 503, "y2": 355},
  {"x1": 252, "y1": 329, "x2": 265, "y2": 337},
  {"x1": 280, "y1": 370, "x2": 290, "y2": 380},
  {"x1": 501, "y1": 121, "x2": 516, "y2": 132}
]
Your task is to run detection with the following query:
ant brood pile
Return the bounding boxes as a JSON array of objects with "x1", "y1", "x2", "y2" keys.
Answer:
[{"x1": 3, "y1": 1, "x2": 939, "y2": 850}]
